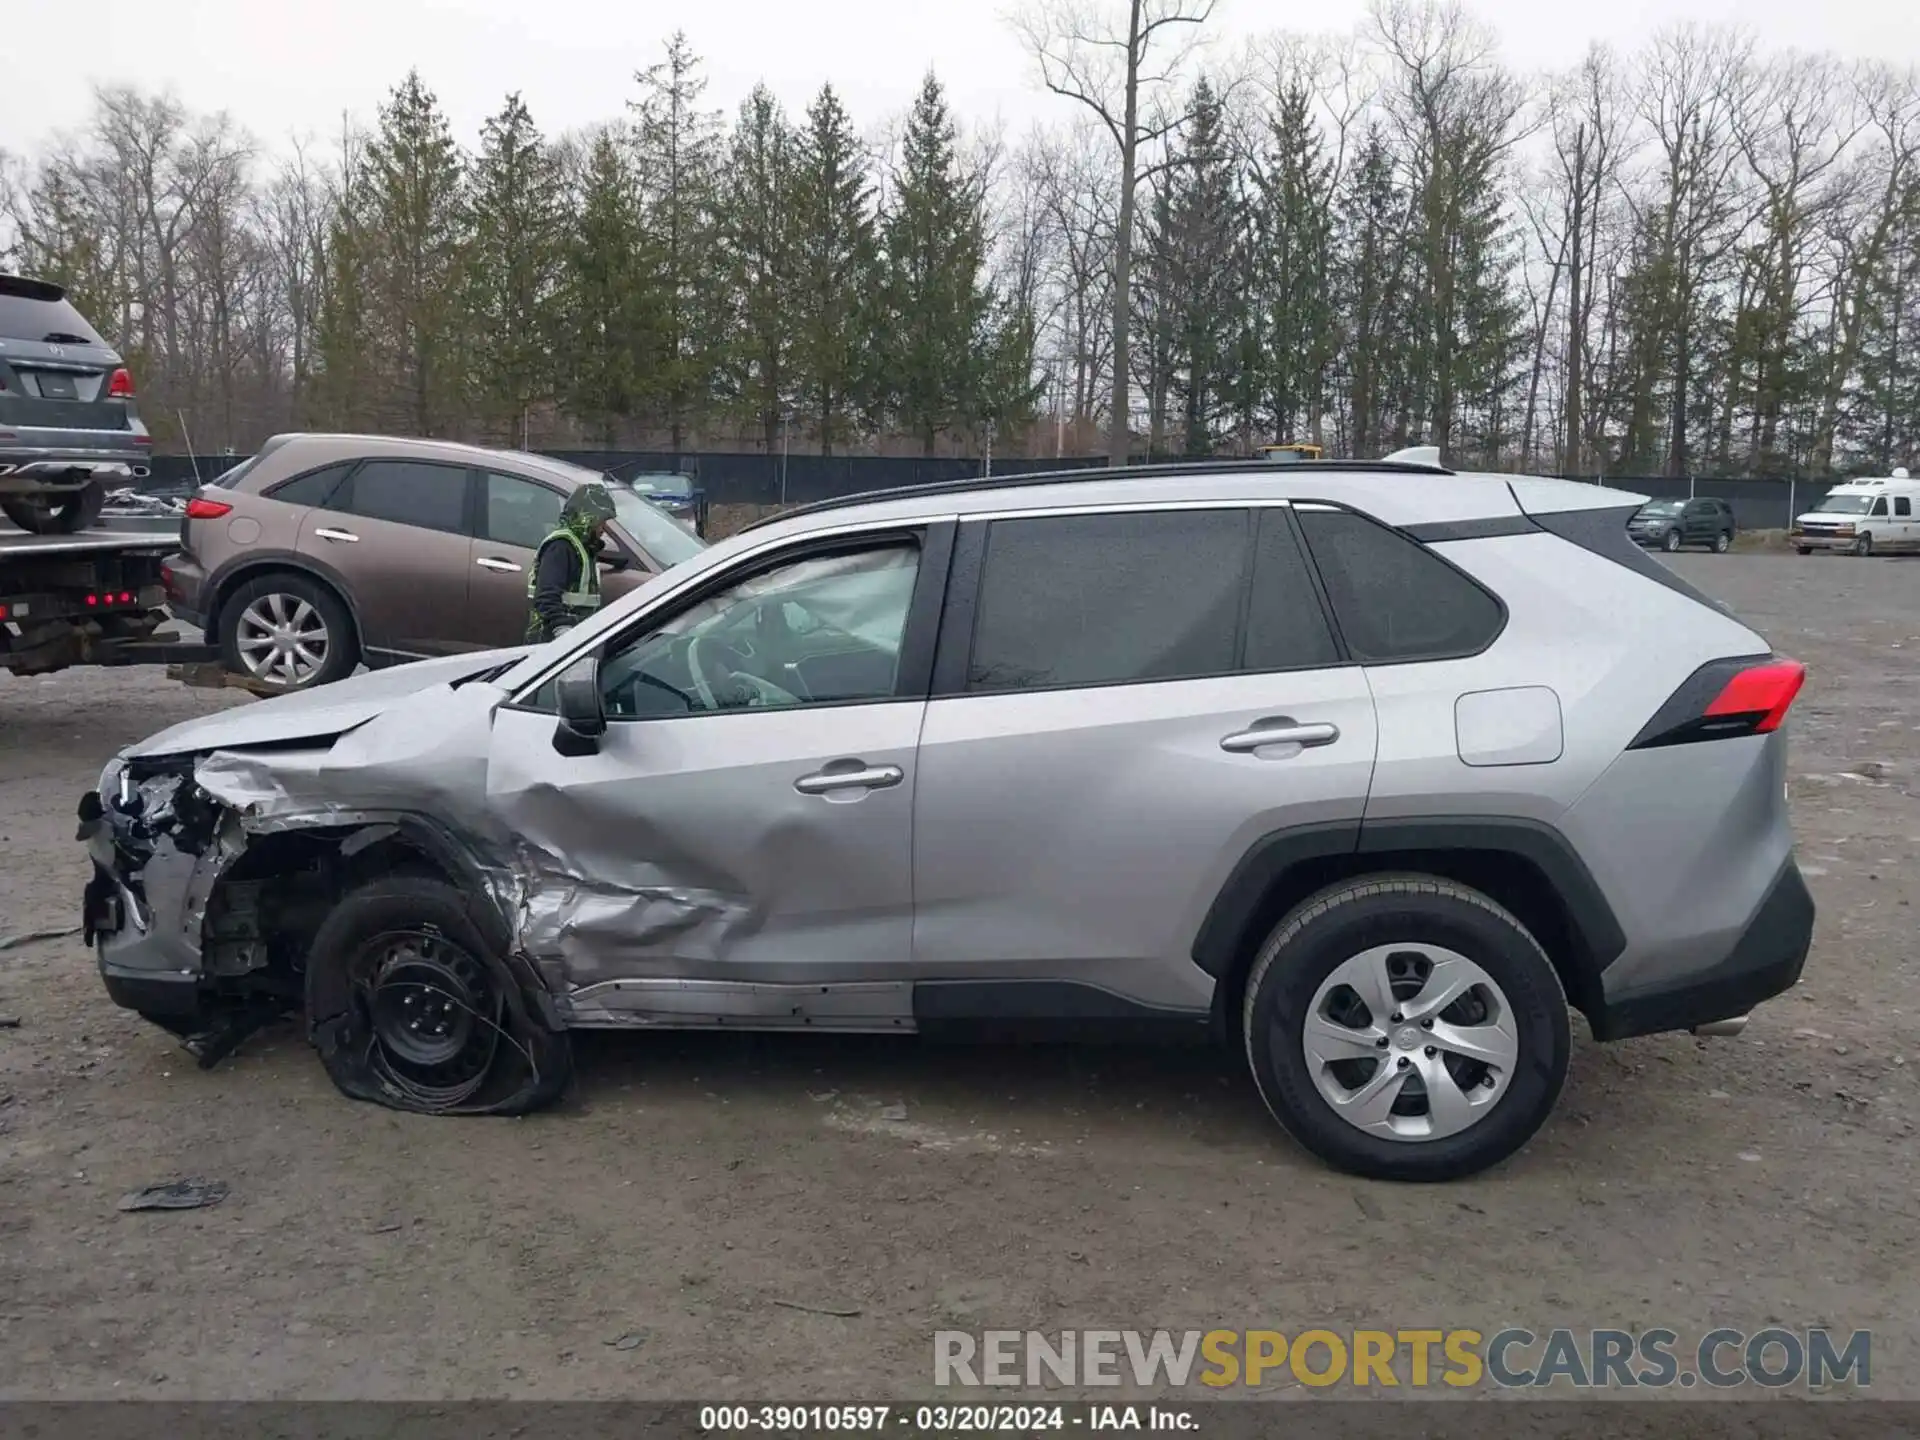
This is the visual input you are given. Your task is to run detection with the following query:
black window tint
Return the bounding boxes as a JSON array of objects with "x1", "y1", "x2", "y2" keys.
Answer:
[
  {"x1": 266, "y1": 464, "x2": 350, "y2": 509},
  {"x1": 1245, "y1": 510, "x2": 1341, "y2": 671},
  {"x1": 338, "y1": 460, "x2": 470, "y2": 535},
  {"x1": 1896, "y1": 497, "x2": 1912, "y2": 518},
  {"x1": 1871, "y1": 497, "x2": 1889, "y2": 517},
  {"x1": 484, "y1": 472, "x2": 566, "y2": 549},
  {"x1": 968, "y1": 509, "x2": 1247, "y2": 691},
  {"x1": 0, "y1": 290, "x2": 104, "y2": 344},
  {"x1": 1296, "y1": 507, "x2": 1503, "y2": 662}
]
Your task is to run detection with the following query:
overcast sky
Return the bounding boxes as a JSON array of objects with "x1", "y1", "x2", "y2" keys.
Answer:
[{"x1": 4, "y1": 0, "x2": 1918, "y2": 157}]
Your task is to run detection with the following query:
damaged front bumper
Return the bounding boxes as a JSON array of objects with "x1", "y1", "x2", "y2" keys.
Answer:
[{"x1": 80, "y1": 756, "x2": 291, "y2": 1051}]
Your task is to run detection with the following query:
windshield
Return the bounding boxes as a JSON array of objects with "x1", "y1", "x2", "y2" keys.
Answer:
[
  {"x1": 1637, "y1": 501, "x2": 1682, "y2": 516},
  {"x1": 611, "y1": 488, "x2": 705, "y2": 565},
  {"x1": 535, "y1": 455, "x2": 706, "y2": 566},
  {"x1": 1812, "y1": 494, "x2": 1873, "y2": 515}
]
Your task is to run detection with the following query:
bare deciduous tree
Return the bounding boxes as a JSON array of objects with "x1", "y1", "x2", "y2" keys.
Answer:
[{"x1": 1009, "y1": 0, "x2": 1218, "y2": 463}]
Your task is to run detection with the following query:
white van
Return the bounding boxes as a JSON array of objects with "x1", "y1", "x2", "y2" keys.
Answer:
[{"x1": 1792, "y1": 469, "x2": 1919, "y2": 555}]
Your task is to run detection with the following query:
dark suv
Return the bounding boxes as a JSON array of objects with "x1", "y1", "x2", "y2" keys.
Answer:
[
  {"x1": 1628, "y1": 497, "x2": 1735, "y2": 553},
  {"x1": 0, "y1": 275, "x2": 151, "y2": 533}
]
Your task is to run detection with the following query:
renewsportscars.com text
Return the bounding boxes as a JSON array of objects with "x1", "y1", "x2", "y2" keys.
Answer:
[{"x1": 933, "y1": 1327, "x2": 1871, "y2": 1390}]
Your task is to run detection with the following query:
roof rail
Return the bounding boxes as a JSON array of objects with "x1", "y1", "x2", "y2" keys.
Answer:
[{"x1": 743, "y1": 457, "x2": 1456, "y2": 532}]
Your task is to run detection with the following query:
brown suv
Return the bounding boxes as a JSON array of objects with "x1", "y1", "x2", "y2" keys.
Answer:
[{"x1": 164, "y1": 433, "x2": 706, "y2": 689}]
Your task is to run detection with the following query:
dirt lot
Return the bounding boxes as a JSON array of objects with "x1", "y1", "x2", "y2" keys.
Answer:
[{"x1": 1, "y1": 553, "x2": 1917, "y2": 1402}]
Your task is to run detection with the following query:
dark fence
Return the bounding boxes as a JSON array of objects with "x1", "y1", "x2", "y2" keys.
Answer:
[{"x1": 141, "y1": 453, "x2": 1832, "y2": 530}]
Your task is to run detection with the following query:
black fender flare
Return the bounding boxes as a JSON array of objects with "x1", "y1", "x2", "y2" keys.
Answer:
[{"x1": 1190, "y1": 815, "x2": 1627, "y2": 1015}]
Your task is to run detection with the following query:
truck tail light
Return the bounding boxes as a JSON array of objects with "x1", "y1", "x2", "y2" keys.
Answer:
[{"x1": 107, "y1": 367, "x2": 135, "y2": 398}]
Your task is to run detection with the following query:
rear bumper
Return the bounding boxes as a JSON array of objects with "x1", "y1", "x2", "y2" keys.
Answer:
[
  {"x1": 0, "y1": 445, "x2": 149, "y2": 494},
  {"x1": 1587, "y1": 859, "x2": 1814, "y2": 1041},
  {"x1": 161, "y1": 550, "x2": 208, "y2": 630}
]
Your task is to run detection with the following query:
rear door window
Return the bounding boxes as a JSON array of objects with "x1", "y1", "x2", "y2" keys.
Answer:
[
  {"x1": 483, "y1": 472, "x2": 566, "y2": 550},
  {"x1": 1296, "y1": 506, "x2": 1504, "y2": 662},
  {"x1": 1896, "y1": 497, "x2": 1912, "y2": 518},
  {"x1": 967, "y1": 509, "x2": 1249, "y2": 691},
  {"x1": 334, "y1": 460, "x2": 472, "y2": 536}
]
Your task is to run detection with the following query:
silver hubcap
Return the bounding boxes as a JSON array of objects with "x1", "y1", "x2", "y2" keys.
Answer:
[
  {"x1": 236, "y1": 593, "x2": 330, "y2": 684},
  {"x1": 1302, "y1": 944, "x2": 1519, "y2": 1142}
]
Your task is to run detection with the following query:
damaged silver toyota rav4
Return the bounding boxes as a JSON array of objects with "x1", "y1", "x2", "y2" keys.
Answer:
[{"x1": 79, "y1": 460, "x2": 1815, "y2": 1181}]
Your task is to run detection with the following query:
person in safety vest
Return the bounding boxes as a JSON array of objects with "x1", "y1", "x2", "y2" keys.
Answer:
[{"x1": 527, "y1": 482, "x2": 618, "y2": 642}]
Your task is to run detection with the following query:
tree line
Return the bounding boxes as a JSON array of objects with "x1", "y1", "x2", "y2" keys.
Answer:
[{"x1": 3, "y1": 2, "x2": 1917, "y2": 478}]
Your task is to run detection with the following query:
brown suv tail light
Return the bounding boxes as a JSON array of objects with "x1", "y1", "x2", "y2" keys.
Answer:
[
  {"x1": 107, "y1": 367, "x2": 136, "y2": 398},
  {"x1": 185, "y1": 497, "x2": 233, "y2": 520},
  {"x1": 1629, "y1": 656, "x2": 1806, "y2": 749}
]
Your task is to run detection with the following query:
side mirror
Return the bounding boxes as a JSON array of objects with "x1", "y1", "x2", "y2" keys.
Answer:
[{"x1": 552, "y1": 656, "x2": 606, "y2": 757}]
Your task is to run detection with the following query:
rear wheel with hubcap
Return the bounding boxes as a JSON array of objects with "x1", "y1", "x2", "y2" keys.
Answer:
[
  {"x1": 1713, "y1": 530, "x2": 1732, "y2": 553},
  {"x1": 1241, "y1": 874, "x2": 1570, "y2": 1181},
  {"x1": 217, "y1": 572, "x2": 358, "y2": 690}
]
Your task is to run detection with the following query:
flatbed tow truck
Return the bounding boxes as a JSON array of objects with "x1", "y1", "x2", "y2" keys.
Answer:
[{"x1": 0, "y1": 522, "x2": 276, "y2": 694}]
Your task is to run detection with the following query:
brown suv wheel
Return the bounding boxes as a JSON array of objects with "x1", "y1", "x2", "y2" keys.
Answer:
[{"x1": 216, "y1": 572, "x2": 360, "y2": 690}]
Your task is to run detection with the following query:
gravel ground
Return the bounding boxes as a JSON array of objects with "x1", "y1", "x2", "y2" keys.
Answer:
[{"x1": 0, "y1": 553, "x2": 1915, "y2": 1401}]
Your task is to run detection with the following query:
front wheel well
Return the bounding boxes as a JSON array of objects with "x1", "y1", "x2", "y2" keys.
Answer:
[{"x1": 1208, "y1": 847, "x2": 1600, "y2": 1043}]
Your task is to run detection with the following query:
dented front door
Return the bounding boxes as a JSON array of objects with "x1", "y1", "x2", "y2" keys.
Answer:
[{"x1": 479, "y1": 536, "x2": 933, "y2": 1027}]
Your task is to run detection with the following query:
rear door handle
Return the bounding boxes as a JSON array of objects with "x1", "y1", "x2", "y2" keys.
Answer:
[
  {"x1": 476, "y1": 556, "x2": 522, "y2": 573},
  {"x1": 794, "y1": 763, "x2": 905, "y2": 795},
  {"x1": 1220, "y1": 719, "x2": 1340, "y2": 753},
  {"x1": 314, "y1": 527, "x2": 360, "y2": 543}
]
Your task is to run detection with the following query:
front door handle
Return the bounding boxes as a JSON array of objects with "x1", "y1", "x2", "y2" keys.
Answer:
[
  {"x1": 314, "y1": 527, "x2": 360, "y2": 543},
  {"x1": 476, "y1": 556, "x2": 522, "y2": 573},
  {"x1": 794, "y1": 762, "x2": 905, "y2": 795},
  {"x1": 1220, "y1": 719, "x2": 1341, "y2": 753}
]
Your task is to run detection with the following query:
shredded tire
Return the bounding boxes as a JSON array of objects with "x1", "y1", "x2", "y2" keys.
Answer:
[{"x1": 305, "y1": 875, "x2": 572, "y2": 1116}]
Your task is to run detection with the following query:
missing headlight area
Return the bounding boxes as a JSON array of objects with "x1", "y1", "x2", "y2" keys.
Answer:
[{"x1": 81, "y1": 752, "x2": 572, "y2": 1116}]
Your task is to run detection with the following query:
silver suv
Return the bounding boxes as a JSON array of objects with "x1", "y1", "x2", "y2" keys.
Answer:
[{"x1": 79, "y1": 460, "x2": 1814, "y2": 1181}]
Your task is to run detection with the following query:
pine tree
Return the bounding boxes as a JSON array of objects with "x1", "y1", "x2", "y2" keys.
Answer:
[
  {"x1": 789, "y1": 84, "x2": 878, "y2": 456},
  {"x1": 717, "y1": 84, "x2": 795, "y2": 451},
  {"x1": 1332, "y1": 125, "x2": 1412, "y2": 457},
  {"x1": 554, "y1": 128, "x2": 656, "y2": 446},
  {"x1": 876, "y1": 72, "x2": 994, "y2": 455},
  {"x1": 360, "y1": 71, "x2": 467, "y2": 435},
  {"x1": 631, "y1": 31, "x2": 724, "y2": 449},
  {"x1": 1249, "y1": 80, "x2": 1335, "y2": 448},
  {"x1": 1143, "y1": 80, "x2": 1242, "y2": 457},
  {"x1": 466, "y1": 93, "x2": 564, "y2": 444}
]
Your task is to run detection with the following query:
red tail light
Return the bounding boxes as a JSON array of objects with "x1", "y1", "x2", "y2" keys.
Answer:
[
  {"x1": 107, "y1": 367, "x2": 135, "y2": 398},
  {"x1": 1630, "y1": 656, "x2": 1807, "y2": 749},
  {"x1": 185, "y1": 497, "x2": 233, "y2": 520}
]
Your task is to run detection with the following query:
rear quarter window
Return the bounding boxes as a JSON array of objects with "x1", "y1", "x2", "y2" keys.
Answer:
[
  {"x1": 1296, "y1": 506, "x2": 1505, "y2": 662},
  {"x1": 264, "y1": 464, "x2": 351, "y2": 509}
]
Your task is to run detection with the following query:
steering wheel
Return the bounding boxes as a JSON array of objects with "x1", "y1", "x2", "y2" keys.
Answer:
[
  {"x1": 686, "y1": 635, "x2": 800, "y2": 709},
  {"x1": 686, "y1": 635, "x2": 725, "y2": 710}
]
